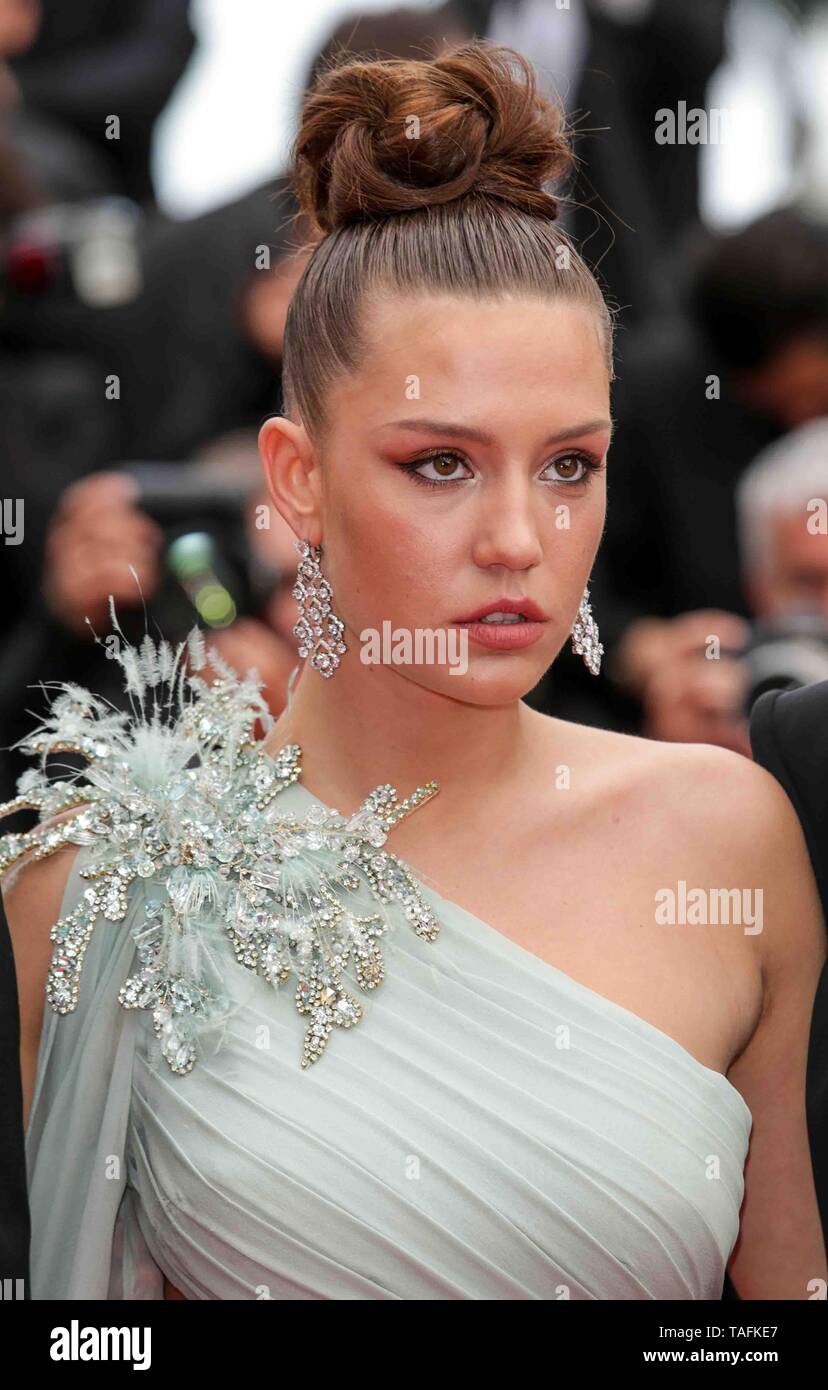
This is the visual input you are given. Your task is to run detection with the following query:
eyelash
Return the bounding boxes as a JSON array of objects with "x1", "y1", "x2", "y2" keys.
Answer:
[{"x1": 396, "y1": 449, "x2": 605, "y2": 490}]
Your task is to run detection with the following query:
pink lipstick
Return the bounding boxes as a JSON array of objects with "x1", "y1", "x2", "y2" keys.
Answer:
[{"x1": 451, "y1": 597, "x2": 548, "y2": 652}]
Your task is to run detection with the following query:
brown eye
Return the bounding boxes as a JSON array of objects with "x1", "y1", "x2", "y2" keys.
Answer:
[
  {"x1": 400, "y1": 450, "x2": 473, "y2": 486},
  {"x1": 543, "y1": 453, "x2": 592, "y2": 483},
  {"x1": 427, "y1": 452, "x2": 464, "y2": 478}
]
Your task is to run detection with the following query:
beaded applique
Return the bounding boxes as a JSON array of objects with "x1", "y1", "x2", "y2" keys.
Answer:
[{"x1": 0, "y1": 618, "x2": 442, "y2": 1072}]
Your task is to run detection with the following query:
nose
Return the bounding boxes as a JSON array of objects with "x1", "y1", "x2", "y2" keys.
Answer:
[{"x1": 470, "y1": 474, "x2": 544, "y2": 572}]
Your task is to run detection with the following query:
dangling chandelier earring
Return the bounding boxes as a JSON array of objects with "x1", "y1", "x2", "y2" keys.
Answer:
[
  {"x1": 570, "y1": 584, "x2": 603, "y2": 675},
  {"x1": 292, "y1": 539, "x2": 348, "y2": 678}
]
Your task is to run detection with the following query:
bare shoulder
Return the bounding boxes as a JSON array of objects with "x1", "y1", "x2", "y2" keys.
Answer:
[
  {"x1": 618, "y1": 735, "x2": 825, "y2": 976},
  {"x1": 645, "y1": 738, "x2": 824, "y2": 980},
  {"x1": 533, "y1": 712, "x2": 826, "y2": 993},
  {"x1": 615, "y1": 740, "x2": 828, "y2": 1298},
  {"x1": 541, "y1": 714, "x2": 819, "y2": 888},
  {"x1": 525, "y1": 717, "x2": 828, "y2": 1294}
]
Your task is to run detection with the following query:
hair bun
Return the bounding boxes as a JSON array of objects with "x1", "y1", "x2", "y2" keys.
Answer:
[{"x1": 291, "y1": 40, "x2": 572, "y2": 236}]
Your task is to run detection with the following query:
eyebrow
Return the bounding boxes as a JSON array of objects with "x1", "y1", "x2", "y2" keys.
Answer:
[{"x1": 372, "y1": 417, "x2": 614, "y2": 447}]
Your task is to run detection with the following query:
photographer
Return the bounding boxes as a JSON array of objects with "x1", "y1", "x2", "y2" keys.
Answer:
[
  {"x1": 594, "y1": 208, "x2": 828, "y2": 746},
  {"x1": 617, "y1": 417, "x2": 828, "y2": 755},
  {"x1": 0, "y1": 447, "x2": 303, "y2": 817}
]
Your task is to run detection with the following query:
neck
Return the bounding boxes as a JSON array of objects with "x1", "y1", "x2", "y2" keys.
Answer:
[{"x1": 261, "y1": 655, "x2": 538, "y2": 813}]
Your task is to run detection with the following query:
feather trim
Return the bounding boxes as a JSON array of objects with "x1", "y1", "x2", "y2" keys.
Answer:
[{"x1": 0, "y1": 615, "x2": 442, "y2": 1071}]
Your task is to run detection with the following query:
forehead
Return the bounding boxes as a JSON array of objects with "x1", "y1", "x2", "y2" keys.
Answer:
[{"x1": 332, "y1": 293, "x2": 609, "y2": 426}]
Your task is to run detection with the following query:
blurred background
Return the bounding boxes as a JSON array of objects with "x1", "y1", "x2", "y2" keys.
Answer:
[{"x1": 2, "y1": 0, "x2": 828, "y2": 819}]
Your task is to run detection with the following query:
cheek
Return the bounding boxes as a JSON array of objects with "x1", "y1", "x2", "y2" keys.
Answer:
[
  {"x1": 327, "y1": 471, "x2": 606, "y2": 618},
  {"x1": 332, "y1": 493, "x2": 455, "y2": 611},
  {"x1": 389, "y1": 522, "x2": 458, "y2": 597},
  {"x1": 552, "y1": 481, "x2": 606, "y2": 552}
]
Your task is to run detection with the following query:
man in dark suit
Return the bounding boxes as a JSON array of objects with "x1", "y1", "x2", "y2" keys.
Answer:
[
  {"x1": 0, "y1": 890, "x2": 30, "y2": 1298},
  {"x1": 750, "y1": 678, "x2": 828, "y2": 1245}
]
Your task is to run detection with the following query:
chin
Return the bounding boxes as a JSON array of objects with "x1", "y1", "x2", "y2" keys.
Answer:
[{"x1": 407, "y1": 654, "x2": 552, "y2": 706}]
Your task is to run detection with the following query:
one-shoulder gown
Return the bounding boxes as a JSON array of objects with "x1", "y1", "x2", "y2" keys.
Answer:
[{"x1": 23, "y1": 775, "x2": 752, "y2": 1300}]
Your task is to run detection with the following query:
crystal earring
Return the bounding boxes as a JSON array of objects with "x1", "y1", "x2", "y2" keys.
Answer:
[
  {"x1": 570, "y1": 584, "x2": 603, "y2": 675},
  {"x1": 291, "y1": 539, "x2": 348, "y2": 679}
]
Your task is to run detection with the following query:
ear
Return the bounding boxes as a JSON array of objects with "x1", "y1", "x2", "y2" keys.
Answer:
[{"x1": 258, "y1": 415, "x2": 322, "y2": 545}]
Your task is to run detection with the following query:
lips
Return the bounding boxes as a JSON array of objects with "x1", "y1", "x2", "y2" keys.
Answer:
[{"x1": 453, "y1": 597, "x2": 547, "y2": 624}]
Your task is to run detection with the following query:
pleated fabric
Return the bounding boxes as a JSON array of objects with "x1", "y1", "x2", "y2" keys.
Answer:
[{"x1": 25, "y1": 779, "x2": 752, "y2": 1300}]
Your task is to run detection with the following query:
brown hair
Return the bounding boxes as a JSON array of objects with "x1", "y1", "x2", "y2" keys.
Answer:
[{"x1": 280, "y1": 39, "x2": 615, "y2": 448}]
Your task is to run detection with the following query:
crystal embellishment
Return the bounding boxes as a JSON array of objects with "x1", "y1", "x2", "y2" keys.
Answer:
[
  {"x1": 291, "y1": 539, "x2": 348, "y2": 678},
  {"x1": 0, "y1": 613, "x2": 443, "y2": 1073},
  {"x1": 570, "y1": 585, "x2": 604, "y2": 676}
]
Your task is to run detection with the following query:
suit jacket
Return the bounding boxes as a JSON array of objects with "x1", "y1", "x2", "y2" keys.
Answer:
[
  {"x1": 0, "y1": 890, "x2": 31, "y2": 1297},
  {"x1": 750, "y1": 679, "x2": 828, "y2": 1243}
]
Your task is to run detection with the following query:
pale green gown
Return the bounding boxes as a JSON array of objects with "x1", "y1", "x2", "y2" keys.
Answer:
[{"x1": 3, "y1": 633, "x2": 752, "y2": 1300}]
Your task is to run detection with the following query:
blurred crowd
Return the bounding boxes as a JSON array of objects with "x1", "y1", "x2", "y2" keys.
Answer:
[{"x1": 1, "y1": 0, "x2": 828, "y2": 818}]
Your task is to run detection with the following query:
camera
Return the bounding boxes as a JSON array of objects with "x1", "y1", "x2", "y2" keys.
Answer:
[
  {"x1": 119, "y1": 462, "x2": 280, "y2": 644},
  {"x1": 742, "y1": 611, "x2": 828, "y2": 710}
]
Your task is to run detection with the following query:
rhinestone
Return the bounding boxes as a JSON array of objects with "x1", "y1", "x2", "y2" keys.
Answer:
[{"x1": 0, "y1": 632, "x2": 443, "y2": 1075}]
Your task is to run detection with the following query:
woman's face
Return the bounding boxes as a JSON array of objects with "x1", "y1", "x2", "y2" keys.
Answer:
[{"x1": 269, "y1": 293, "x2": 611, "y2": 705}]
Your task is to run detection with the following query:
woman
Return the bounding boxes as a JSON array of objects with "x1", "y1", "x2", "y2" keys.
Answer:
[{"x1": 2, "y1": 40, "x2": 826, "y2": 1300}]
